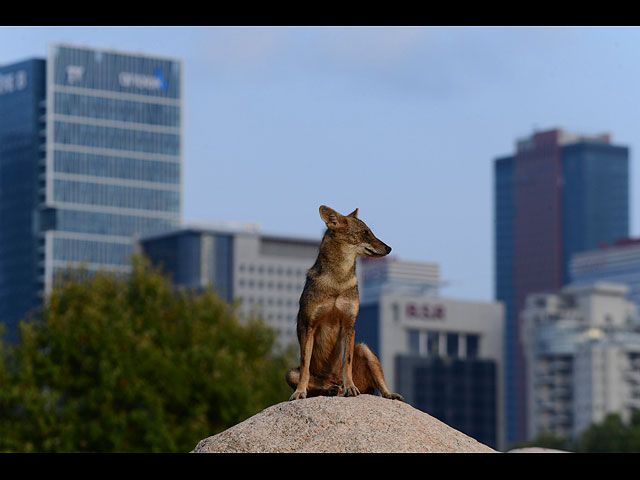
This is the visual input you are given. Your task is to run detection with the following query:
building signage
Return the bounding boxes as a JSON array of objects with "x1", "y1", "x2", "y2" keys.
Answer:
[
  {"x1": 406, "y1": 302, "x2": 446, "y2": 320},
  {"x1": 118, "y1": 68, "x2": 167, "y2": 91},
  {"x1": 0, "y1": 70, "x2": 27, "y2": 95},
  {"x1": 66, "y1": 65, "x2": 85, "y2": 85}
]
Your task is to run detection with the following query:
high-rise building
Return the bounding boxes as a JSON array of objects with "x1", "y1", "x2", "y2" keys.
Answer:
[
  {"x1": 494, "y1": 128, "x2": 629, "y2": 445},
  {"x1": 570, "y1": 237, "x2": 640, "y2": 310},
  {"x1": 140, "y1": 225, "x2": 320, "y2": 348},
  {"x1": 358, "y1": 256, "x2": 441, "y2": 304},
  {"x1": 357, "y1": 258, "x2": 504, "y2": 450},
  {"x1": 520, "y1": 282, "x2": 640, "y2": 440},
  {"x1": 0, "y1": 59, "x2": 46, "y2": 342},
  {"x1": 0, "y1": 43, "x2": 183, "y2": 341}
]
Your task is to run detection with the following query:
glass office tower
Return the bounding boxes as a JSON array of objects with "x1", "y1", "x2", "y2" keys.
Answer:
[
  {"x1": 561, "y1": 140, "x2": 629, "y2": 283},
  {"x1": 0, "y1": 59, "x2": 47, "y2": 342},
  {"x1": 494, "y1": 128, "x2": 629, "y2": 446},
  {"x1": 0, "y1": 44, "x2": 182, "y2": 341},
  {"x1": 493, "y1": 154, "x2": 516, "y2": 448}
]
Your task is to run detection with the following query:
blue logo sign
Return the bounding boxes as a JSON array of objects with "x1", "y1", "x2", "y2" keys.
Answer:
[{"x1": 155, "y1": 68, "x2": 168, "y2": 91}]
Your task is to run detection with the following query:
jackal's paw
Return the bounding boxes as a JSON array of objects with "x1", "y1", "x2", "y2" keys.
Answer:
[
  {"x1": 327, "y1": 385, "x2": 340, "y2": 396},
  {"x1": 343, "y1": 385, "x2": 360, "y2": 397},
  {"x1": 289, "y1": 390, "x2": 307, "y2": 401},
  {"x1": 381, "y1": 392, "x2": 404, "y2": 401}
]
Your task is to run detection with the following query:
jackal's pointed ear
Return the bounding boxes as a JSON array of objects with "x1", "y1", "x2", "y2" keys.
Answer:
[
  {"x1": 347, "y1": 208, "x2": 358, "y2": 218},
  {"x1": 319, "y1": 205, "x2": 346, "y2": 229}
]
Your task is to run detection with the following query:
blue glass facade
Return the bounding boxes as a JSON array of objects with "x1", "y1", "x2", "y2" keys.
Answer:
[
  {"x1": 0, "y1": 44, "x2": 182, "y2": 341},
  {"x1": 493, "y1": 155, "x2": 516, "y2": 447},
  {"x1": 0, "y1": 59, "x2": 46, "y2": 341},
  {"x1": 140, "y1": 230, "x2": 234, "y2": 303},
  {"x1": 354, "y1": 303, "x2": 380, "y2": 358},
  {"x1": 561, "y1": 142, "x2": 629, "y2": 284},
  {"x1": 494, "y1": 129, "x2": 629, "y2": 446},
  {"x1": 570, "y1": 239, "x2": 640, "y2": 310},
  {"x1": 44, "y1": 44, "x2": 182, "y2": 292}
]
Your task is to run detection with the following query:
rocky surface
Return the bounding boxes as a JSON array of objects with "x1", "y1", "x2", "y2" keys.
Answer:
[
  {"x1": 191, "y1": 394, "x2": 498, "y2": 453},
  {"x1": 507, "y1": 447, "x2": 570, "y2": 453}
]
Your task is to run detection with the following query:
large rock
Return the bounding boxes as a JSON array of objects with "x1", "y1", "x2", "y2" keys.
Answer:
[{"x1": 191, "y1": 394, "x2": 497, "y2": 453}]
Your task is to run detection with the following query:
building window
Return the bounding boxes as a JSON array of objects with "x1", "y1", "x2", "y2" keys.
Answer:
[
  {"x1": 392, "y1": 303, "x2": 400, "y2": 322},
  {"x1": 408, "y1": 329, "x2": 420, "y2": 355},
  {"x1": 447, "y1": 333, "x2": 459, "y2": 358},
  {"x1": 427, "y1": 332, "x2": 439, "y2": 357},
  {"x1": 466, "y1": 334, "x2": 479, "y2": 359}
]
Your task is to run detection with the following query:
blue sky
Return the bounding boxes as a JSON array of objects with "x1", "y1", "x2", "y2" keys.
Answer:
[{"x1": 1, "y1": 26, "x2": 638, "y2": 302}]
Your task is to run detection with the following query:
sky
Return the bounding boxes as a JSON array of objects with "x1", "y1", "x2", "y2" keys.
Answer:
[{"x1": 1, "y1": 26, "x2": 638, "y2": 302}]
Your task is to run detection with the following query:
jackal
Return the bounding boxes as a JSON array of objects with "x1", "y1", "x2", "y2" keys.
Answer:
[{"x1": 285, "y1": 205, "x2": 404, "y2": 401}]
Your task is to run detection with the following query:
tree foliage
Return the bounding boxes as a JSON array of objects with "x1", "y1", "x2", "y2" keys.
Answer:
[
  {"x1": 514, "y1": 410, "x2": 640, "y2": 453},
  {"x1": 0, "y1": 256, "x2": 296, "y2": 452},
  {"x1": 576, "y1": 410, "x2": 640, "y2": 453}
]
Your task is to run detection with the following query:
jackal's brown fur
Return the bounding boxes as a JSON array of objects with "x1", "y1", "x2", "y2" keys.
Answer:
[{"x1": 285, "y1": 205, "x2": 403, "y2": 401}]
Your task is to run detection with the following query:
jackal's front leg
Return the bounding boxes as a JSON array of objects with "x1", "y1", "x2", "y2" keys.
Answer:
[
  {"x1": 290, "y1": 325, "x2": 314, "y2": 401},
  {"x1": 341, "y1": 327, "x2": 360, "y2": 397}
]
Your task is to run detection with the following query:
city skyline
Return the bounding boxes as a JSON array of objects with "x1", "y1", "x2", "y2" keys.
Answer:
[
  {"x1": 494, "y1": 128, "x2": 629, "y2": 446},
  {"x1": 1, "y1": 26, "x2": 639, "y2": 303}
]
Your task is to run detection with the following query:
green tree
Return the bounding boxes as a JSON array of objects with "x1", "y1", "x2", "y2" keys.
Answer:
[
  {"x1": 576, "y1": 411, "x2": 640, "y2": 453},
  {"x1": 0, "y1": 256, "x2": 296, "y2": 452}
]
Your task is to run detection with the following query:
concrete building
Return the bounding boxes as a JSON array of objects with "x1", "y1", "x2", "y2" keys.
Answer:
[
  {"x1": 0, "y1": 43, "x2": 182, "y2": 341},
  {"x1": 521, "y1": 282, "x2": 640, "y2": 440},
  {"x1": 494, "y1": 128, "x2": 629, "y2": 445},
  {"x1": 357, "y1": 257, "x2": 504, "y2": 450},
  {"x1": 140, "y1": 224, "x2": 320, "y2": 348}
]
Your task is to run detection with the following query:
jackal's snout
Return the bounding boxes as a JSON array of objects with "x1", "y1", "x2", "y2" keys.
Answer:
[{"x1": 365, "y1": 238, "x2": 392, "y2": 257}]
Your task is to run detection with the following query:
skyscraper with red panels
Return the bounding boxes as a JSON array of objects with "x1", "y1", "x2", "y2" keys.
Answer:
[{"x1": 494, "y1": 128, "x2": 629, "y2": 446}]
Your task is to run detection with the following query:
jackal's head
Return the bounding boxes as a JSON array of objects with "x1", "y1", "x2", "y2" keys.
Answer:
[{"x1": 319, "y1": 205, "x2": 392, "y2": 258}]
